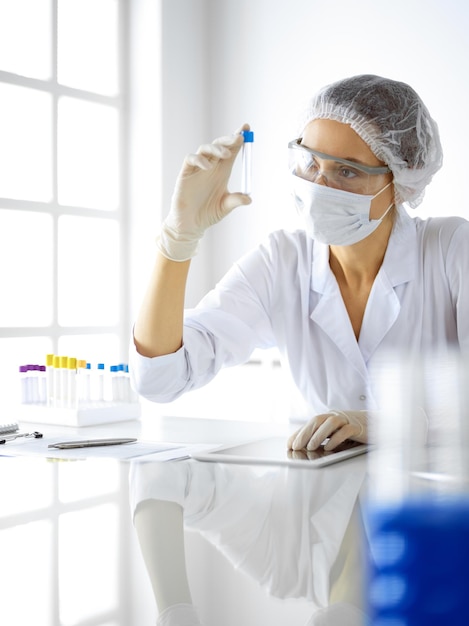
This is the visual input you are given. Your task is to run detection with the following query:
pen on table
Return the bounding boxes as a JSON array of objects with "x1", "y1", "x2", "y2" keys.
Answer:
[{"x1": 48, "y1": 437, "x2": 137, "y2": 450}]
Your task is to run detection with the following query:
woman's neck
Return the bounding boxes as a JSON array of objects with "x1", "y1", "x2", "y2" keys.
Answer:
[{"x1": 329, "y1": 212, "x2": 394, "y2": 287}]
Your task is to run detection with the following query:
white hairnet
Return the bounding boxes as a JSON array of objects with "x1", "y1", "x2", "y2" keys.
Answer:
[{"x1": 299, "y1": 75, "x2": 443, "y2": 208}]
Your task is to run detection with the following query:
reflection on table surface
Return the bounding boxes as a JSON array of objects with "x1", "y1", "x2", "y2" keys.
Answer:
[
  {"x1": 1, "y1": 456, "x2": 130, "y2": 626},
  {"x1": 130, "y1": 451, "x2": 369, "y2": 626},
  {"x1": 1, "y1": 416, "x2": 370, "y2": 626}
]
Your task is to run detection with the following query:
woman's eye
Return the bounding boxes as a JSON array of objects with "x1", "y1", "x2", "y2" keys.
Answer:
[{"x1": 338, "y1": 166, "x2": 360, "y2": 179}]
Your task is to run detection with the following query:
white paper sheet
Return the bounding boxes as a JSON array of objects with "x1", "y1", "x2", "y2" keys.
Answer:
[{"x1": 0, "y1": 435, "x2": 190, "y2": 461}]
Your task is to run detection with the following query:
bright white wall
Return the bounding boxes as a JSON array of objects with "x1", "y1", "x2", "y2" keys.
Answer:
[
  {"x1": 130, "y1": 0, "x2": 469, "y2": 309},
  {"x1": 129, "y1": 0, "x2": 213, "y2": 314}
]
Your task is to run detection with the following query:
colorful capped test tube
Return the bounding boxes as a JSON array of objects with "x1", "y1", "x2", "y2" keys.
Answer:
[
  {"x1": 241, "y1": 129, "x2": 254, "y2": 195},
  {"x1": 67, "y1": 357, "x2": 77, "y2": 408},
  {"x1": 46, "y1": 354, "x2": 54, "y2": 407},
  {"x1": 76, "y1": 360, "x2": 89, "y2": 404},
  {"x1": 97, "y1": 363, "x2": 105, "y2": 402}
]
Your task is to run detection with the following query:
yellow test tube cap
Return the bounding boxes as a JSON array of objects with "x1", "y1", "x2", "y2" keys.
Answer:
[
  {"x1": 46, "y1": 354, "x2": 54, "y2": 367},
  {"x1": 53, "y1": 355, "x2": 61, "y2": 368},
  {"x1": 67, "y1": 357, "x2": 77, "y2": 369}
]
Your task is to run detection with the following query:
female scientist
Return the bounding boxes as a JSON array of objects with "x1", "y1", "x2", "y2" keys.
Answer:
[
  {"x1": 130, "y1": 75, "x2": 469, "y2": 626},
  {"x1": 131, "y1": 73, "x2": 468, "y2": 451}
]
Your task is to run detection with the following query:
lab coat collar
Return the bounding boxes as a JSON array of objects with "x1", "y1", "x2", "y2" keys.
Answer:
[
  {"x1": 309, "y1": 207, "x2": 417, "y2": 376},
  {"x1": 380, "y1": 206, "x2": 417, "y2": 287}
]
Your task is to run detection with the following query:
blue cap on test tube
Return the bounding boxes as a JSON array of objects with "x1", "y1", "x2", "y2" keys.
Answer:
[{"x1": 241, "y1": 130, "x2": 254, "y2": 142}]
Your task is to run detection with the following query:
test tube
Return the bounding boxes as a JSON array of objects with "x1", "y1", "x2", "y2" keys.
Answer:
[
  {"x1": 117, "y1": 364, "x2": 127, "y2": 402},
  {"x1": 19, "y1": 365, "x2": 30, "y2": 404},
  {"x1": 97, "y1": 363, "x2": 105, "y2": 402},
  {"x1": 110, "y1": 365, "x2": 119, "y2": 402},
  {"x1": 52, "y1": 355, "x2": 61, "y2": 407},
  {"x1": 66, "y1": 357, "x2": 77, "y2": 409},
  {"x1": 124, "y1": 364, "x2": 138, "y2": 403},
  {"x1": 38, "y1": 365, "x2": 47, "y2": 404},
  {"x1": 76, "y1": 360, "x2": 89, "y2": 405},
  {"x1": 45, "y1": 354, "x2": 54, "y2": 407},
  {"x1": 241, "y1": 129, "x2": 254, "y2": 195},
  {"x1": 28, "y1": 365, "x2": 40, "y2": 404}
]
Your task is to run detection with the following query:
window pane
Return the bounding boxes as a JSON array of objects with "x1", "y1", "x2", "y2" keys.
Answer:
[
  {"x1": 0, "y1": 335, "x2": 53, "y2": 411},
  {"x1": 0, "y1": 211, "x2": 53, "y2": 326},
  {"x1": 58, "y1": 333, "x2": 120, "y2": 365},
  {"x1": 58, "y1": 0, "x2": 119, "y2": 96},
  {"x1": 0, "y1": 84, "x2": 53, "y2": 201},
  {"x1": 59, "y1": 504, "x2": 119, "y2": 623},
  {"x1": 58, "y1": 216, "x2": 120, "y2": 326},
  {"x1": 58, "y1": 97, "x2": 119, "y2": 210},
  {"x1": 0, "y1": 0, "x2": 52, "y2": 80}
]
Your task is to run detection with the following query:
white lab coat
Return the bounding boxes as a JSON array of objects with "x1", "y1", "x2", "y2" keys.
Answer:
[
  {"x1": 130, "y1": 207, "x2": 468, "y2": 621},
  {"x1": 130, "y1": 207, "x2": 469, "y2": 416}
]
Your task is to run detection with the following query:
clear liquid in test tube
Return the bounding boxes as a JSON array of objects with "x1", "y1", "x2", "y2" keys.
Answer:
[{"x1": 241, "y1": 130, "x2": 254, "y2": 195}]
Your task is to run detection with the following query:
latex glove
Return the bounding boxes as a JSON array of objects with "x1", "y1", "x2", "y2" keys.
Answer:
[
  {"x1": 157, "y1": 126, "x2": 252, "y2": 261},
  {"x1": 287, "y1": 410, "x2": 368, "y2": 452}
]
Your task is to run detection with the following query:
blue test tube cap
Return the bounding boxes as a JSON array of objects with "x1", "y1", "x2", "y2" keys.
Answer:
[{"x1": 242, "y1": 130, "x2": 254, "y2": 143}]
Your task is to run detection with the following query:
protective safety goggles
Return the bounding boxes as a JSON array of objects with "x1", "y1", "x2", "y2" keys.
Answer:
[{"x1": 288, "y1": 138, "x2": 391, "y2": 195}]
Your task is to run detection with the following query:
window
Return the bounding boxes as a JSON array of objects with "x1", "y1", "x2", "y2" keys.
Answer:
[
  {"x1": 0, "y1": 3, "x2": 132, "y2": 624},
  {"x1": 0, "y1": 0, "x2": 129, "y2": 409}
]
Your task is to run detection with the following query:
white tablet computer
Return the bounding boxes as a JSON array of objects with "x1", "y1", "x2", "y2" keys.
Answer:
[{"x1": 191, "y1": 436, "x2": 368, "y2": 468}]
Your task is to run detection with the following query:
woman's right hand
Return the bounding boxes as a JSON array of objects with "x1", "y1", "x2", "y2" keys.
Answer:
[
  {"x1": 287, "y1": 410, "x2": 369, "y2": 451},
  {"x1": 158, "y1": 125, "x2": 252, "y2": 262}
]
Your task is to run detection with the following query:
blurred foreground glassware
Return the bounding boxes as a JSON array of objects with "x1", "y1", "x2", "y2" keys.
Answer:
[{"x1": 365, "y1": 352, "x2": 469, "y2": 626}]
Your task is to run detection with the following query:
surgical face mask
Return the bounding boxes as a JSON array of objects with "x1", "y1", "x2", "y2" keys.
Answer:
[{"x1": 291, "y1": 174, "x2": 393, "y2": 246}]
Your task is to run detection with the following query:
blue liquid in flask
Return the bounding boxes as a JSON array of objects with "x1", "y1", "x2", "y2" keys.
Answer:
[{"x1": 366, "y1": 499, "x2": 469, "y2": 626}]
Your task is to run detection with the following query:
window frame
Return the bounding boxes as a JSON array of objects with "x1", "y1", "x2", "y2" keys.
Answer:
[
  {"x1": 0, "y1": 2, "x2": 136, "y2": 625},
  {"x1": 0, "y1": 0, "x2": 131, "y2": 362}
]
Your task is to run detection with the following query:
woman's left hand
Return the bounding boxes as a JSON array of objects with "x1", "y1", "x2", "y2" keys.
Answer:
[{"x1": 287, "y1": 410, "x2": 368, "y2": 451}]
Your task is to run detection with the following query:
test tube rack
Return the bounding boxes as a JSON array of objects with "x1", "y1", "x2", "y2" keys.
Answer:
[
  {"x1": 17, "y1": 402, "x2": 141, "y2": 428},
  {"x1": 17, "y1": 357, "x2": 141, "y2": 427}
]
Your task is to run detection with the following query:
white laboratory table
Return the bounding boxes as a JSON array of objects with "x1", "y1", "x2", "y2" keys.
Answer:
[
  {"x1": 0, "y1": 414, "x2": 368, "y2": 626},
  {"x1": 4, "y1": 412, "x2": 292, "y2": 449}
]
